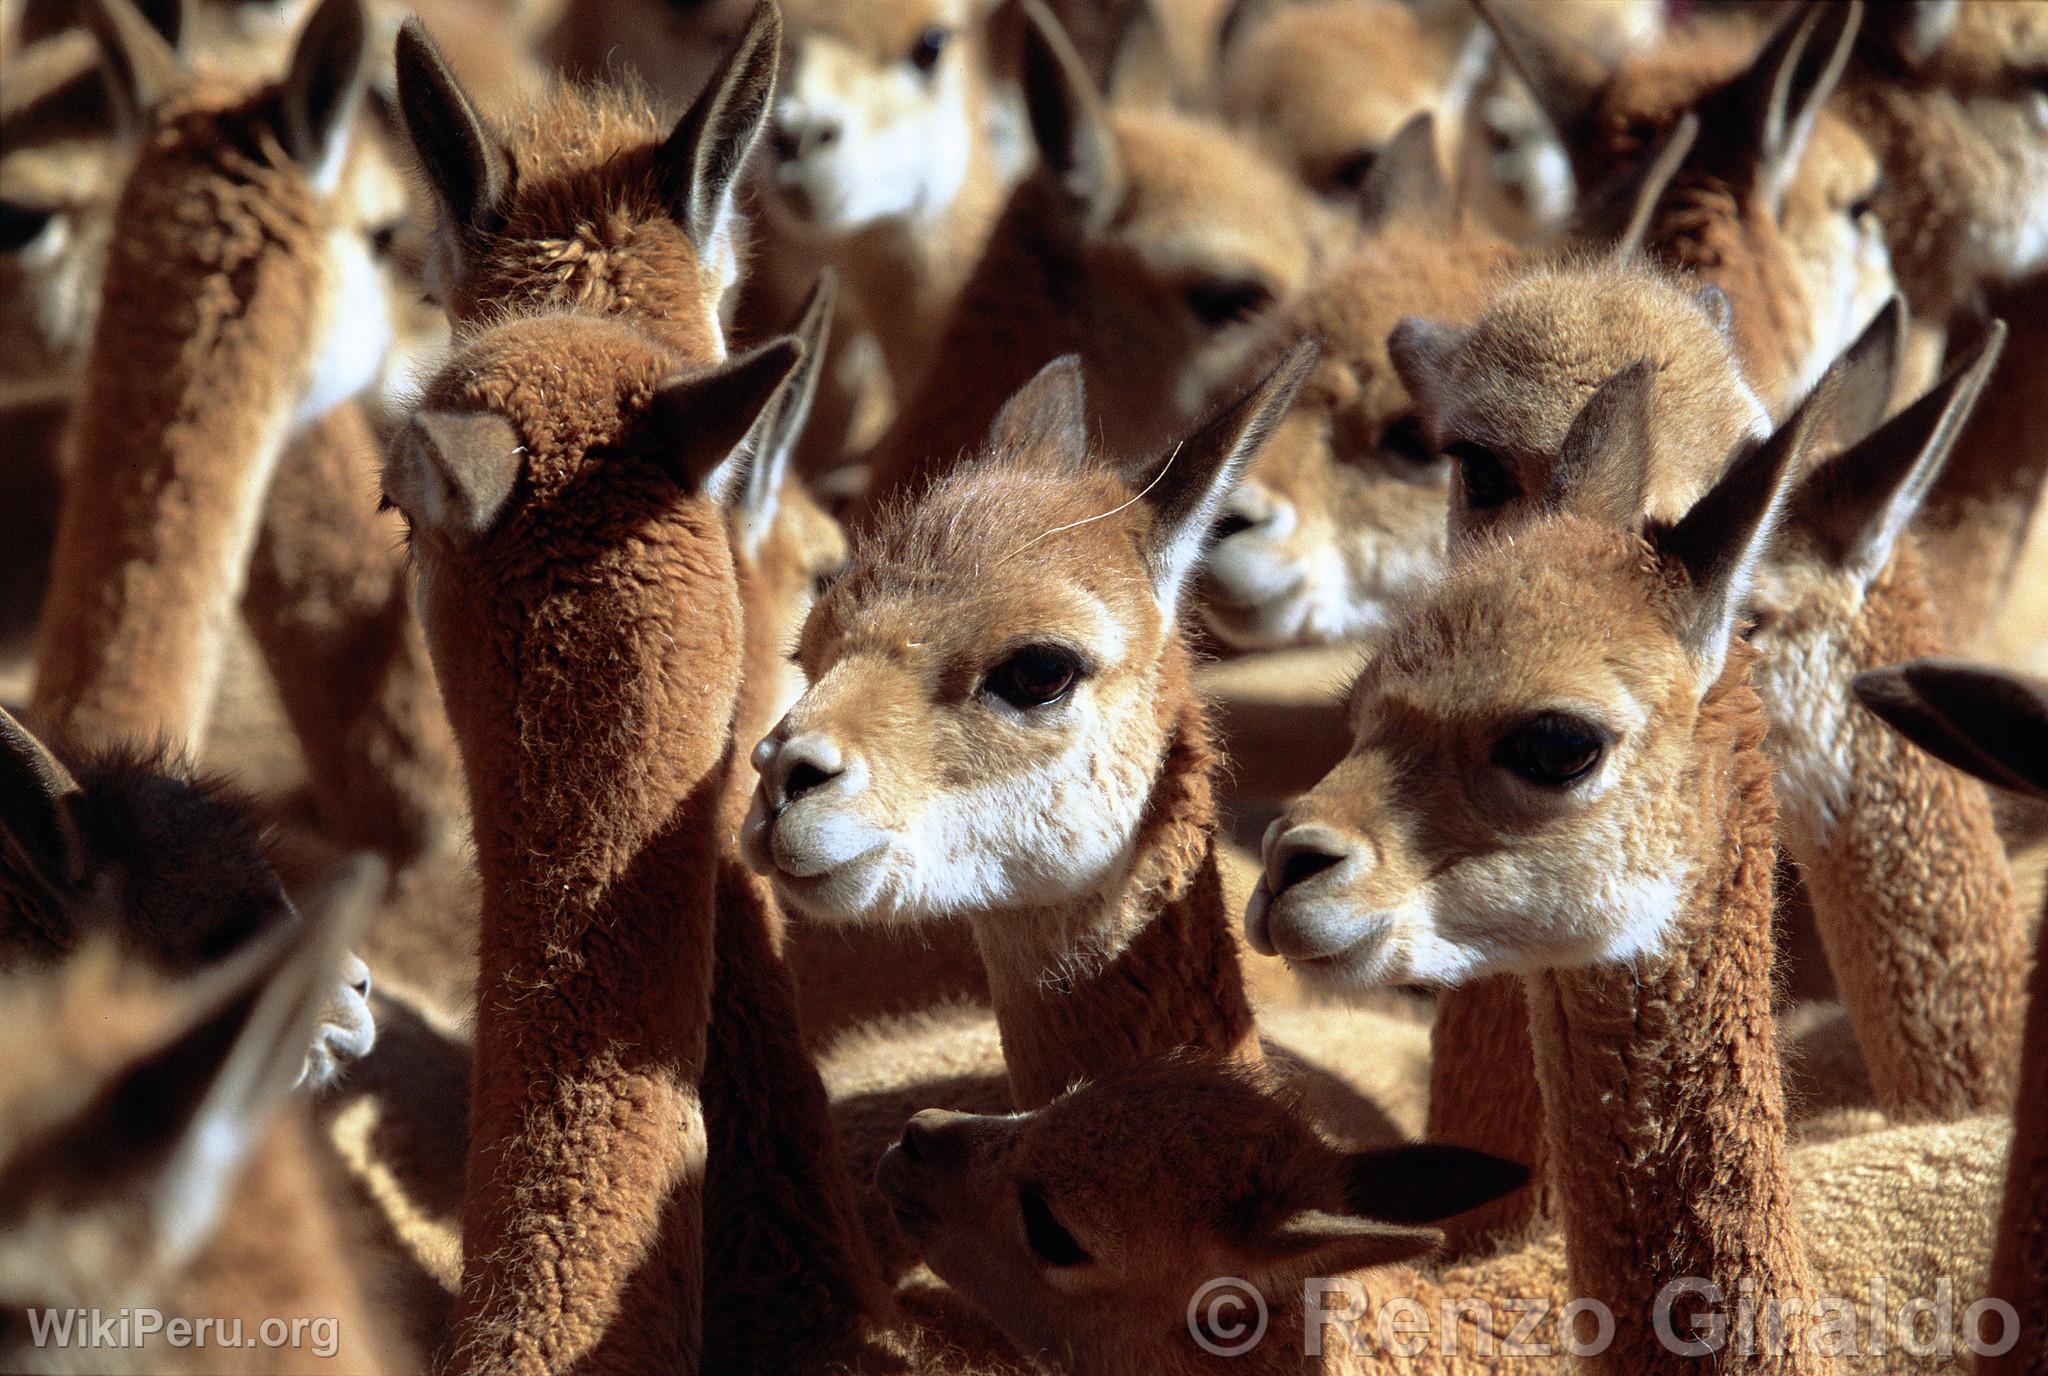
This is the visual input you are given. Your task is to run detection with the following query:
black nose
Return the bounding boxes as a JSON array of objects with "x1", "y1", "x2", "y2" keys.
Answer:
[{"x1": 1273, "y1": 840, "x2": 1343, "y2": 894}]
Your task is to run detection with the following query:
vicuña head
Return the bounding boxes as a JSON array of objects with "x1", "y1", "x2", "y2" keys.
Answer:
[
  {"x1": 746, "y1": 340, "x2": 1315, "y2": 925},
  {"x1": 767, "y1": 0, "x2": 1004, "y2": 236},
  {"x1": 1391, "y1": 257, "x2": 1770, "y2": 545},
  {"x1": 0, "y1": 705, "x2": 372, "y2": 1089},
  {"x1": 1248, "y1": 357, "x2": 1813, "y2": 987},
  {"x1": 874, "y1": 1059, "x2": 1526, "y2": 1375}
]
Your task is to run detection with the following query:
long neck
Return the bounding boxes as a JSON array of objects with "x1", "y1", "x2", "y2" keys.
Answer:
[
  {"x1": 446, "y1": 517, "x2": 740, "y2": 1376},
  {"x1": 240, "y1": 402, "x2": 465, "y2": 864},
  {"x1": 1526, "y1": 660, "x2": 1819, "y2": 1373},
  {"x1": 1984, "y1": 888, "x2": 2048, "y2": 1376},
  {"x1": 1426, "y1": 976, "x2": 1551, "y2": 1257},
  {"x1": 33, "y1": 173, "x2": 323, "y2": 753},
  {"x1": 859, "y1": 176, "x2": 1089, "y2": 513},
  {"x1": 974, "y1": 693, "x2": 1263, "y2": 1111},
  {"x1": 1776, "y1": 544, "x2": 2025, "y2": 1118}
]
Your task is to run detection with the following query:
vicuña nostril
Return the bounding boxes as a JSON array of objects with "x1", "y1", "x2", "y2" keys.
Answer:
[
  {"x1": 784, "y1": 759, "x2": 840, "y2": 801},
  {"x1": 1211, "y1": 512, "x2": 1258, "y2": 542},
  {"x1": 1275, "y1": 842, "x2": 1343, "y2": 893},
  {"x1": 813, "y1": 119, "x2": 841, "y2": 148},
  {"x1": 898, "y1": 1120, "x2": 932, "y2": 1164},
  {"x1": 770, "y1": 125, "x2": 803, "y2": 162}
]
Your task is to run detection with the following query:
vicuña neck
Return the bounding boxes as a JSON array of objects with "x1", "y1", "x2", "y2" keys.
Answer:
[
  {"x1": 1525, "y1": 655, "x2": 1819, "y2": 1374},
  {"x1": 972, "y1": 694, "x2": 1262, "y2": 1110}
]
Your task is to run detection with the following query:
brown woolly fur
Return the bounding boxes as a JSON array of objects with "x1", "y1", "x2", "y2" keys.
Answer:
[
  {"x1": 1526, "y1": 640, "x2": 1820, "y2": 1372},
  {"x1": 873, "y1": 1050, "x2": 2008, "y2": 1376},
  {"x1": 416, "y1": 79, "x2": 730, "y2": 359},
  {"x1": 34, "y1": 0, "x2": 381, "y2": 754},
  {"x1": 387, "y1": 312, "x2": 749, "y2": 1374},
  {"x1": 1424, "y1": 975, "x2": 1549, "y2": 1258},
  {"x1": 241, "y1": 400, "x2": 465, "y2": 866},
  {"x1": 1752, "y1": 539, "x2": 2024, "y2": 1118},
  {"x1": 0, "y1": 931, "x2": 408, "y2": 1375}
]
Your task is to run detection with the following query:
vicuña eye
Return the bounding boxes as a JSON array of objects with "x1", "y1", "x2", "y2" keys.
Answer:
[
  {"x1": 1018, "y1": 1182, "x2": 1090, "y2": 1267},
  {"x1": 984, "y1": 645, "x2": 1084, "y2": 710},
  {"x1": 1184, "y1": 277, "x2": 1275, "y2": 329},
  {"x1": 1380, "y1": 415, "x2": 1438, "y2": 466},
  {"x1": 0, "y1": 202, "x2": 55, "y2": 254},
  {"x1": 1325, "y1": 147, "x2": 1378, "y2": 195},
  {"x1": 910, "y1": 26, "x2": 950, "y2": 73},
  {"x1": 1497, "y1": 712, "x2": 1609, "y2": 788},
  {"x1": 1445, "y1": 441, "x2": 1518, "y2": 511},
  {"x1": 1846, "y1": 176, "x2": 1886, "y2": 222}
]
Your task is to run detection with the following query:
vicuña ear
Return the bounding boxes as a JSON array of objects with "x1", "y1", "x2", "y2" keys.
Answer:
[
  {"x1": 1233, "y1": 1208, "x2": 1443, "y2": 1301},
  {"x1": 1139, "y1": 338, "x2": 1318, "y2": 609},
  {"x1": 654, "y1": 337, "x2": 806, "y2": 505},
  {"x1": 38, "y1": 895, "x2": 363, "y2": 1269},
  {"x1": 279, "y1": 0, "x2": 370, "y2": 193},
  {"x1": 1386, "y1": 316, "x2": 1469, "y2": 426},
  {"x1": 1787, "y1": 317, "x2": 2003, "y2": 586},
  {"x1": 0, "y1": 706, "x2": 88, "y2": 899},
  {"x1": 1720, "y1": 0, "x2": 1861, "y2": 215},
  {"x1": 385, "y1": 410, "x2": 525, "y2": 537},
  {"x1": 659, "y1": 0, "x2": 781, "y2": 253},
  {"x1": 1342, "y1": 1143, "x2": 1532, "y2": 1225},
  {"x1": 1472, "y1": 0, "x2": 1611, "y2": 157},
  {"x1": 1021, "y1": 0, "x2": 1125, "y2": 221},
  {"x1": 987, "y1": 354, "x2": 1089, "y2": 463},
  {"x1": 1572, "y1": 109, "x2": 1696, "y2": 261},
  {"x1": 1648, "y1": 365, "x2": 1826, "y2": 679},
  {"x1": 395, "y1": 18, "x2": 508, "y2": 231},
  {"x1": 1853, "y1": 658, "x2": 2048, "y2": 801},
  {"x1": 1542, "y1": 359, "x2": 1655, "y2": 528},
  {"x1": 82, "y1": 0, "x2": 183, "y2": 131},
  {"x1": 1357, "y1": 112, "x2": 1449, "y2": 233},
  {"x1": 1820, "y1": 295, "x2": 1906, "y2": 453},
  {"x1": 734, "y1": 274, "x2": 836, "y2": 555}
]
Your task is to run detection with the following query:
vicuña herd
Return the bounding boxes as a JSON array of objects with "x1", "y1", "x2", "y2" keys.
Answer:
[{"x1": 0, "y1": 0, "x2": 2042, "y2": 1373}]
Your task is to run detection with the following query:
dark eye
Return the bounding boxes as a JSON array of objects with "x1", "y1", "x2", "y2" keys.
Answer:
[
  {"x1": 1380, "y1": 415, "x2": 1437, "y2": 466},
  {"x1": 1184, "y1": 277, "x2": 1275, "y2": 329},
  {"x1": 1325, "y1": 148, "x2": 1378, "y2": 196},
  {"x1": 1846, "y1": 177, "x2": 1885, "y2": 222},
  {"x1": 910, "y1": 25, "x2": 950, "y2": 72},
  {"x1": 370, "y1": 220, "x2": 402, "y2": 259},
  {"x1": 984, "y1": 644, "x2": 1084, "y2": 710},
  {"x1": 1446, "y1": 441, "x2": 1518, "y2": 511},
  {"x1": 1018, "y1": 1182, "x2": 1089, "y2": 1267},
  {"x1": 0, "y1": 202, "x2": 55, "y2": 253},
  {"x1": 1496, "y1": 712, "x2": 1608, "y2": 788}
]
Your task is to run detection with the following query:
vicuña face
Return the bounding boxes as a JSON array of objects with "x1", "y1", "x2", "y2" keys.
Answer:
[
  {"x1": 770, "y1": 0, "x2": 989, "y2": 232},
  {"x1": 745, "y1": 461, "x2": 1176, "y2": 925},
  {"x1": 1248, "y1": 520, "x2": 1710, "y2": 988}
]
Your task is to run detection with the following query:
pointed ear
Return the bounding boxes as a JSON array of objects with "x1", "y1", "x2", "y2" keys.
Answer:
[
  {"x1": 1788, "y1": 317, "x2": 2002, "y2": 585},
  {"x1": 385, "y1": 410, "x2": 525, "y2": 537},
  {"x1": 1721, "y1": 0, "x2": 1861, "y2": 214},
  {"x1": 0, "y1": 706, "x2": 88, "y2": 897},
  {"x1": 1105, "y1": 0, "x2": 1174, "y2": 108},
  {"x1": 1572, "y1": 109, "x2": 1697, "y2": 261},
  {"x1": 1235, "y1": 1208, "x2": 1443, "y2": 1297},
  {"x1": 654, "y1": 337, "x2": 806, "y2": 505},
  {"x1": 1021, "y1": 0, "x2": 1124, "y2": 219},
  {"x1": 1140, "y1": 338, "x2": 1318, "y2": 608},
  {"x1": 659, "y1": 0, "x2": 781, "y2": 252},
  {"x1": 278, "y1": 0, "x2": 370, "y2": 192},
  {"x1": 987, "y1": 354, "x2": 1089, "y2": 461},
  {"x1": 734, "y1": 273, "x2": 836, "y2": 553},
  {"x1": 1342, "y1": 1142, "x2": 1531, "y2": 1225},
  {"x1": 1819, "y1": 295, "x2": 1906, "y2": 453},
  {"x1": 1386, "y1": 316, "x2": 1468, "y2": 424},
  {"x1": 1853, "y1": 658, "x2": 2048, "y2": 800},
  {"x1": 1473, "y1": 0, "x2": 1610, "y2": 151},
  {"x1": 1357, "y1": 113, "x2": 1449, "y2": 232},
  {"x1": 83, "y1": 0, "x2": 183, "y2": 130},
  {"x1": 395, "y1": 18, "x2": 508, "y2": 231},
  {"x1": 1648, "y1": 368, "x2": 1828, "y2": 679},
  {"x1": 1541, "y1": 359, "x2": 1655, "y2": 527}
]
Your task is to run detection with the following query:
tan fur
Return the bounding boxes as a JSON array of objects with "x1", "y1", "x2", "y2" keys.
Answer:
[
  {"x1": 33, "y1": 0, "x2": 385, "y2": 755},
  {"x1": 386, "y1": 313, "x2": 752, "y2": 1374},
  {"x1": 874, "y1": 1054, "x2": 2007, "y2": 1374}
]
